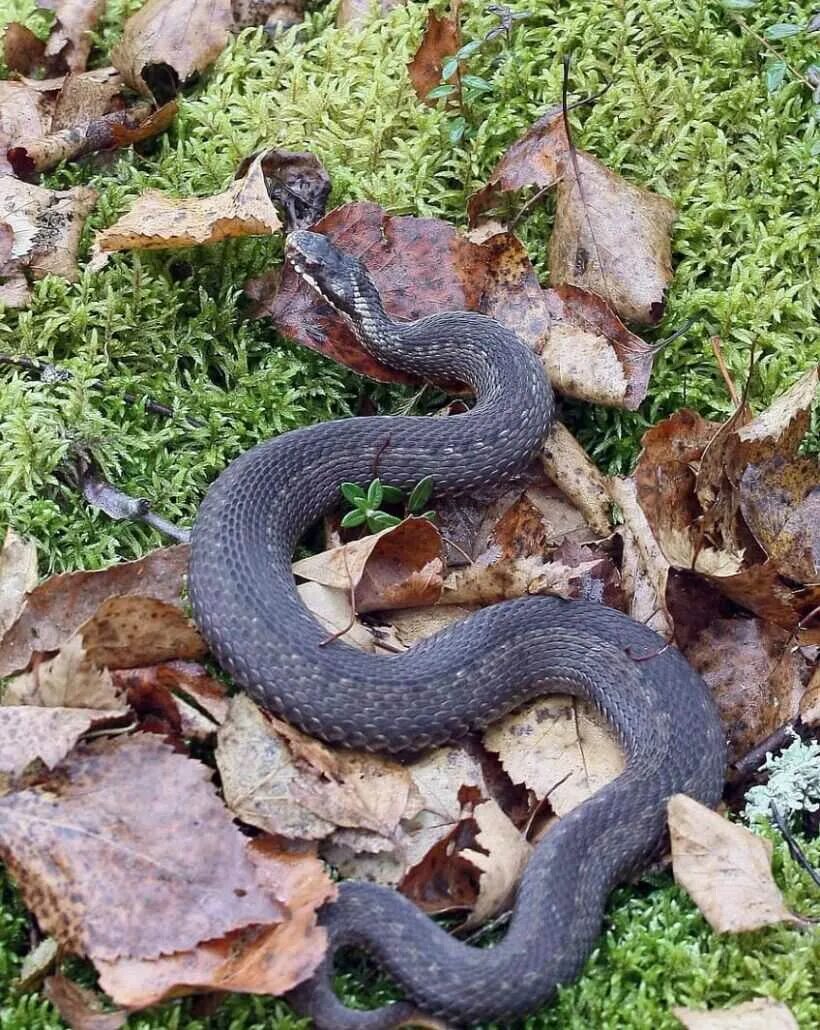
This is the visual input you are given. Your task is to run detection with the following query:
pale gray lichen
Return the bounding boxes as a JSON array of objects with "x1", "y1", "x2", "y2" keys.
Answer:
[{"x1": 744, "y1": 735, "x2": 820, "y2": 823}]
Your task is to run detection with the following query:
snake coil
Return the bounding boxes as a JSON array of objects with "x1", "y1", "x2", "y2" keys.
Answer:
[{"x1": 189, "y1": 231, "x2": 725, "y2": 1029}]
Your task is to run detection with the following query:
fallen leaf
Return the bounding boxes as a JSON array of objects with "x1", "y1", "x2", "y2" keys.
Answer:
[
  {"x1": 43, "y1": 974, "x2": 126, "y2": 1030},
  {"x1": 95, "y1": 148, "x2": 281, "y2": 253},
  {"x1": 49, "y1": 67, "x2": 125, "y2": 132},
  {"x1": 0, "y1": 545, "x2": 189, "y2": 678},
  {"x1": 407, "y1": 8, "x2": 459, "y2": 103},
  {"x1": 76, "y1": 595, "x2": 207, "y2": 669},
  {"x1": 233, "y1": 148, "x2": 330, "y2": 231},
  {"x1": 96, "y1": 837, "x2": 335, "y2": 1006},
  {"x1": 0, "y1": 734, "x2": 281, "y2": 960},
  {"x1": 540, "y1": 421, "x2": 612, "y2": 537},
  {"x1": 740, "y1": 456, "x2": 820, "y2": 584},
  {"x1": 112, "y1": 659, "x2": 229, "y2": 739},
  {"x1": 298, "y1": 581, "x2": 405, "y2": 654},
  {"x1": 0, "y1": 176, "x2": 97, "y2": 287},
  {"x1": 111, "y1": 0, "x2": 234, "y2": 100},
  {"x1": 459, "y1": 798, "x2": 532, "y2": 929},
  {"x1": 0, "y1": 706, "x2": 126, "y2": 780},
  {"x1": 668, "y1": 794, "x2": 802, "y2": 933},
  {"x1": 542, "y1": 285, "x2": 655, "y2": 409},
  {"x1": 0, "y1": 81, "x2": 53, "y2": 173},
  {"x1": 231, "y1": 0, "x2": 304, "y2": 31},
  {"x1": 39, "y1": 0, "x2": 107, "y2": 74},
  {"x1": 10, "y1": 98, "x2": 177, "y2": 179},
  {"x1": 550, "y1": 149, "x2": 677, "y2": 325},
  {"x1": 2, "y1": 634, "x2": 123, "y2": 710},
  {"x1": 0, "y1": 529, "x2": 37, "y2": 641},
  {"x1": 672, "y1": 999, "x2": 799, "y2": 1030},
  {"x1": 484, "y1": 695, "x2": 624, "y2": 816},
  {"x1": 799, "y1": 664, "x2": 820, "y2": 727},
  {"x1": 336, "y1": 0, "x2": 404, "y2": 30},
  {"x1": 292, "y1": 517, "x2": 443, "y2": 612},
  {"x1": 440, "y1": 555, "x2": 600, "y2": 606},
  {"x1": 3, "y1": 22, "x2": 46, "y2": 75},
  {"x1": 16, "y1": 936, "x2": 60, "y2": 993},
  {"x1": 217, "y1": 694, "x2": 336, "y2": 839},
  {"x1": 683, "y1": 618, "x2": 807, "y2": 762},
  {"x1": 467, "y1": 105, "x2": 569, "y2": 225}
]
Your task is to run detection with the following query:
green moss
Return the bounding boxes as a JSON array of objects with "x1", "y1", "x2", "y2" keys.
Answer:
[{"x1": 1, "y1": 0, "x2": 819, "y2": 1026}]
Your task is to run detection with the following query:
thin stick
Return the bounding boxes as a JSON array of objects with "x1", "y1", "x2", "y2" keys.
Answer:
[
  {"x1": 709, "y1": 335, "x2": 741, "y2": 407},
  {"x1": 770, "y1": 802, "x2": 820, "y2": 890},
  {"x1": 730, "y1": 13, "x2": 815, "y2": 91}
]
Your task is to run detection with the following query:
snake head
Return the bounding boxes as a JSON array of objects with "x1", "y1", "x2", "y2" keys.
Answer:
[{"x1": 286, "y1": 230, "x2": 372, "y2": 320}]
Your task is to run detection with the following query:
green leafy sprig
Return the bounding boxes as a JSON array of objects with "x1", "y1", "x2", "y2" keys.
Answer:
[{"x1": 340, "y1": 476, "x2": 435, "y2": 533}]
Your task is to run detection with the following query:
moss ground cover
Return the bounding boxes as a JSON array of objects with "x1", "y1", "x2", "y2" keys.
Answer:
[{"x1": 0, "y1": 0, "x2": 818, "y2": 1026}]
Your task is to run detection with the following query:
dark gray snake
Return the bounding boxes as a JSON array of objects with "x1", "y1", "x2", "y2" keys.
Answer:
[{"x1": 189, "y1": 231, "x2": 726, "y2": 1028}]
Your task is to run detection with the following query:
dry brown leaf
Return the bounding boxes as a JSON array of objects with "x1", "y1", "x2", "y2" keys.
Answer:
[
  {"x1": 48, "y1": 67, "x2": 125, "y2": 131},
  {"x1": 3, "y1": 22, "x2": 46, "y2": 75},
  {"x1": 233, "y1": 148, "x2": 330, "y2": 232},
  {"x1": 43, "y1": 975, "x2": 126, "y2": 1030},
  {"x1": 683, "y1": 618, "x2": 807, "y2": 762},
  {"x1": 231, "y1": 0, "x2": 304, "y2": 31},
  {"x1": 459, "y1": 799, "x2": 532, "y2": 929},
  {"x1": 0, "y1": 735, "x2": 281, "y2": 960},
  {"x1": 467, "y1": 106, "x2": 569, "y2": 225},
  {"x1": 0, "y1": 176, "x2": 96, "y2": 288},
  {"x1": 111, "y1": 0, "x2": 233, "y2": 98},
  {"x1": 292, "y1": 517, "x2": 443, "y2": 613},
  {"x1": 740, "y1": 456, "x2": 819, "y2": 584},
  {"x1": 673, "y1": 999, "x2": 799, "y2": 1030},
  {"x1": 484, "y1": 695, "x2": 624, "y2": 815},
  {"x1": 388, "y1": 603, "x2": 476, "y2": 648},
  {"x1": 540, "y1": 422, "x2": 612, "y2": 537},
  {"x1": 407, "y1": 8, "x2": 458, "y2": 103},
  {"x1": 542, "y1": 286, "x2": 655, "y2": 409},
  {"x1": 77, "y1": 595, "x2": 207, "y2": 669},
  {"x1": 440, "y1": 555, "x2": 600, "y2": 606},
  {"x1": 3, "y1": 635, "x2": 123, "y2": 710},
  {"x1": 0, "y1": 706, "x2": 126, "y2": 780},
  {"x1": 0, "y1": 81, "x2": 53, "y2": 173},
  {"x1": 297, "y1": 581, "x2": 404, "y2": 654},
  {"x1": 800, "y1": 664, "x2": 820, "y2": 727},
  {"x1": 16, "y1": 937, "x2": 60, "y2": 994},
  {"x1": 95, "y1": 149, "x2": 281, "y2": 253},
  {"x1": 96, "y1": 837, "x2": 335, "y2": 1006},
  {"x1": 668, "y1": 794, "x2": 802, "y2": 933},
  {"x1": 0, "y1": 529, "x2": 37, "y2": 641},
  {"x1": 608, "y1": 475, "x2": 673, "y2": 637},
  {"x1": 39, "y1": 0, "x2": 107, "y2": 74},
  {"x1": 112, "y1": 660, "x2": 229, "y2": 740},
  {"x1": 550, "y1": 150, "x2": 677, "y2": 325},
  {"x1": 0, "y1": 545, "x2": 189, "y2": 678},
  {"x1": 10, "y1": 98, "x2": 177, "y2": 179},
  {"x1": 217, "y1": 694, "x2": 336, "y2": 839}
]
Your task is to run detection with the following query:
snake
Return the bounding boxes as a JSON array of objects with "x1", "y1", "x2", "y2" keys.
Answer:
[{"x1": 188, "y1": 230, "x2": 726, "y2": 1029}]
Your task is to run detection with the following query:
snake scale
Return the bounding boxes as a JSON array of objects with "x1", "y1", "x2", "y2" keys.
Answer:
[{"x1": 189, "y1": 230, "x2": 726, "y2": 1028}]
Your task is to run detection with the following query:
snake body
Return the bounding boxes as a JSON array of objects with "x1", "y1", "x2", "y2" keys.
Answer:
[{"x1": 189, "y1": 231, "x2": 726, "y2": 1028}]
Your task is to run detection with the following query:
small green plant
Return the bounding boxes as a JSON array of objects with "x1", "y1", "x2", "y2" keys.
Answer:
[
  {"x1": 427, "y1": 4, "x2": 531, "y2": 144},
  {"x1": 340, "y1": 476, "x2": 435, "y2": 533}
]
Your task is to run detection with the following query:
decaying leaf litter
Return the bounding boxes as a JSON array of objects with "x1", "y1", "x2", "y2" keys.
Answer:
[{"x1": 0, "y1": 0, "x2": 818, "y2": 1027}]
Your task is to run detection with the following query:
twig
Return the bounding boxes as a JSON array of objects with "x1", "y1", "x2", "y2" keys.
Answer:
[
  {"x1": 462, "y1": 909, "x2": 512, "y2": 944},
  {"x1": 648, "y1": 315, "x2": 700, "y2": 356},
  {"x1": 729, "y1": 13, "x2": 815, "y2": 91},
  {"x1": 729, "y1": 721, "x2": 797, "y2": 784},
  {"x1": 770, "y1": 801, "x2": 820, "y2": 890},
  {"x1": 709, "y1": 335, "x2": 741, "y2": 407},
  {"x1": 319, "y1": 543, "x2": 358, "y2": 646}
]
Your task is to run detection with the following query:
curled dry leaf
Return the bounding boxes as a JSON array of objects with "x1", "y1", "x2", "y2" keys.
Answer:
[
  {"x1": 683, "y1": 618, "x2": 807, "y2": 763},
  {"x1": 43, "y1": 974, "x2": 126, "y2": 1030},
  {"x1": 0, "y1": 735, "x2": 281, "y2": 960},
  {"x1": 298, "y1": 581, "x2": 405, "y2": 654},
  {"x1": 542, "y1": 285, "x2": 654, "y2": 409},
  {"x1": 0, "y1": 81, "x2": 52, "y2": 174},
  {"x1": 76, "y1": 595, "x2": 207, "y2": 669},
  {"x1": 540, "y1": 421, "x2": 612, "y2": 537},
  {"x1": 458, "y1": 799, "x2": 532, "y2": 929},
  {"x1": 234, "y1": 148, "x2": 331, "y2": 232},
  {"x1": 407, "y1": 8, "x2": 459, "y2": 103},
  {"x1": 10, "y1": 98, "x2": 177, "y2": 180},
  {"x1": 39, "y1": 0, "x2": 107, "y2": 75},
  {"x1": 292, "y1": 517, "x2": 444, "y2": 613},
  {"x1": 96, "y1": 837, "x2": 336, "y2": 1007},
  {"x1": 668, "y1": 794, "x2": 802, "y2": 934},
  {"x1": 95, "y1": 148, "x2": 281, "y2": 254},
  {"x1": 112, "y1": 660, "x2": 229, "y2": 740},
  {"x1": 0, "y1": 176, "x2": 97, "y2": 292},
  {"x1": 0, "y1": 544, "x2": 189, "y2": 678},
  {"x1": 0, "y1": 529, "x2": 37, "y2": 640},
  {"x1": 799, "y1": 664, "x2": 820, "y2": 727},
  {"x1": 112, "y1": 0, "x2": 234, "y2": 99},
  {"x1": 484, "y1": 696, "x2": 624, "y2": 817},
  {"x1": 672, "y1": 999, "x2": 799, "y2": 1030}
]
